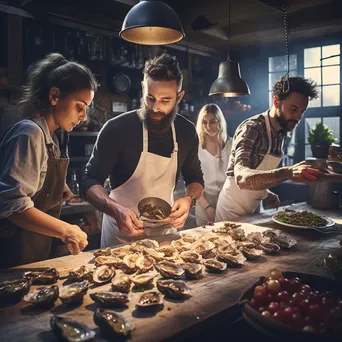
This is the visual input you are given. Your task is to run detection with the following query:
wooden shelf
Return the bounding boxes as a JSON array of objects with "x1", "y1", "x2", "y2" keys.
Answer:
[{"x1": 69, "y1": 131, "x2": 99, "y2": 137}]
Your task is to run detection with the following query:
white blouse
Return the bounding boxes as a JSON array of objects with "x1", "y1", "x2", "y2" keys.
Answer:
[{"x1": 198, "y1": 139, "x2": 232, "y2": 196}]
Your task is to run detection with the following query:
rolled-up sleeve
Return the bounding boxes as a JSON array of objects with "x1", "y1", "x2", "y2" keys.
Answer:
[{"x1": 0, "y1": 134, "x2": 44, "y2": 219}]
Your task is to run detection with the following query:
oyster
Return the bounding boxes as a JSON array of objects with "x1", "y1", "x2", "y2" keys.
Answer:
[
  {"x1": 51, "y1": 316, "x2": 95, "y2": 342},
  {"x1": 120, "y1": 254, "x2": 138, "y2": 274},
  {"x1": 143, "y1": 248, "x2": 165, "y2": 261},
  {"x1": 247, "y1": 231, "x2": 266, "y2": 245},
  {"x1": 236, "y1": 240, "x2": 256, "y2": 249},
  {"x1": 93, "y1": 247, "x2": 112, "y2": 257},
  {"x1": 262, "y1": 229, "x2": 281, "y2": 239},
  {"x1": 203, "y1": 259, "x2": 227, "y2": 273},
  {"x1": 214, "y1": 236, "x2": 234, "y2": 247},
  {"x1": 259, "y1": 242, "x2": 281, "y2": 254},
  {"x1": 140, "y1": 239, "x2": 159, "y2": 249},
  {"x1": 111, "y1": 272, "x2": 132, "y2": 293},
  {"x1": 94, "y1": 256, "x2": 123, "y2": 268},
  {"x1": 217, "y1": 245, "x2": 236, "y2": 255},
  {"x1": 229, "y1": 228, "x2": 246, "y2": 241},
  {"x1": 217, "y1": 251, "x2": 246, "y2": 267},
  {"x1": 240, "y1": 247, "x2": 264, "y2": 260},
  {"x1": 135, "y1": 255, "x2": 154, "y2": 273},
  {"x1": 130, "y1": 239, "x2": 159, "y2": 253},
  {"x1": 182, "y1": 263, "x2": 203, "y2": 280},
  {"x1": 200, "y1": 233, "x2": 219, "y2": 243},
  {"x1": 23, "y1": 285, "x2": 59, "y2": 308},
  {"x1": 59, "y1": 280, "x2": 88, "y2": 304},
  {"x1": 0, "y1": 278, "x2": 32, "y2": 305},
  {"x1": 202, "y1": 248, "x2": 217, "y2": 259},
  {"x1": 23, "y1": 268, "x2": 59, "y2": 284},
  {"x1": 191, "y1": 241, "x2": 215, "y2": 256},
  {"x1": 272, "y1": 234, "x2": 297, "y2": 249},
  {"x1": 177, "y1": 245, "x2": 192, "y2": 253},
  {"x1": 179, "y1": 251, "x2": 202, "y2": 264},
  {"x1": 156, "y1": 246, "x2": 176, "y2": 257},
  {"x1": 136, "y1": 291, "x2": 163, "y2": 308},
  {"x1": 94, "y1": 308, "x2": 135, "y2": 336},
  {"x1": 111, "y1": 245, "x2": 131, "y2": 259},
  {"x1": 156, "y1": 279, "x2": 191, "y2": 299},
  {"x1": 93, "y1": 266, "x2": 115, "y2": 284},
  {"x1": 130, "y1": 272, "x2": 157, "y2": 287},
  {"x1": 90, "y1": 291, "x2": 131, "y2": 308},
  {"x1": 181, "y1": 233, "x2": 197, "y2": 244},
  {"x1": 154, "y1": 260, "x2": 185, "y2": 279},
  {"x1": 69, "y1": 266, "x2": 93, "y2": 282},
  {"x1": 171, "y1": 239, "x2": 191, "y2": 250}
]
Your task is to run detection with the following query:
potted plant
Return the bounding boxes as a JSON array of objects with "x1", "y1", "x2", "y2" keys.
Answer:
[{"x1": 308, "y1": 122, "x2": 337, "y2": 159}]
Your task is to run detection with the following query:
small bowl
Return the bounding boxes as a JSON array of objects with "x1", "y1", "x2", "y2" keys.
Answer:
[
  {"x1": 327, "y1": 161, "x2": 342, "y2": 174},
  {"x1": 138, "y1": 197, "x2": 172, "y2": 224}
]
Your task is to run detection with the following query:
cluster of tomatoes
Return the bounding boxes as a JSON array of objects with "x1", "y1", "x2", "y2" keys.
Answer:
[{"x1": 248, "y1": 269, "x2": 342, "y2": 335}]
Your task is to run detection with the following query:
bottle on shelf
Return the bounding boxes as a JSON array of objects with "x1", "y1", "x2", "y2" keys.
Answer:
[{"x1": 68, "y1": 169, "x2": 80, "y2": 197}]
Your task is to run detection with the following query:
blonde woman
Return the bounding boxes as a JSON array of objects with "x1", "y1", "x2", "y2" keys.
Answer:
[{"x1": 195, "y1": 104, "x2": 232, "y2": 224}]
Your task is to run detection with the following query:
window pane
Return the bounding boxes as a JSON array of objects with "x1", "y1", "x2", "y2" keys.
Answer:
[
  {"x1": 323, "y1": 117, "x2": 340, "y2": 143},
  {"x1": 269, "y1": 72, "x2": 283, "y2": 90},
  {"x1": 308, "y1": 86, "x2": 321, "y2": 108},
  {"x1": 269, "y1": 91, "x2": 273, "y2": 107},
  {"x1": 304, "y1": 67, "x2": 321, "y2": 85},
  {"x1": 322, "y1": 65, "x2": 340, "y2": 85},
  {"x1": 323, "y1": 85, "x2": 340, "y2": 106},
  {"x1": 322, "y1": 44, "x2": 340, "y2": 66},
  {"x1": 304, "y1": 47, "x2": 321, "y2": 68},
  {"x1": 269, "y1": 55, "x2": 297, "y2": 72},
  {"x1": 305, "y1": 118, "x2": 322, "y2": 143}
]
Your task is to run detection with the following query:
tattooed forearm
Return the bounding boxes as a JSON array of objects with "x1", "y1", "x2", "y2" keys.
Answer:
[{"x1": 235, "y1": 167, "x2": 292, "y2": 191}]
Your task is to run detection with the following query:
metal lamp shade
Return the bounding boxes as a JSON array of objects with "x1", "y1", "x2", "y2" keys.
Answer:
[
  {"x1": 209, "y1": 61, "x2": 250, "y2": 97},
  {"x1": 120, "y1": 0, "x2": 185, "y2": 45}
]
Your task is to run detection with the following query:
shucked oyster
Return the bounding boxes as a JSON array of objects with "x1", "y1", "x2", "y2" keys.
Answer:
[
  {"x1": 111, "y1": 272, "x2": 132, "y2": 293},
  {"x1": 111, "y1": 245, "x2": 131, "y2": 259},
  {"x1": 120, "y1": 254, "x2": 138, "y2": 274},
  {"x1": 93, "y1": 247, "x2": 111, "y2": 257},
  {"x1": 181, "y1": 233, "x2": 198, "y2": 244},
  {"x1": 154, "y1": 260, "x2": 185, "y2": 279},
  {"x1": 203, "y1": 259, "x2": 227, "y2": 273},
  {"x1": 217, "y1": 250, "x2": 246, "y2": 267},
  {"x1": 179, "y1": 251, "x2": 202, "y2": 264},
  {"x1": 171, "y1": 239, "x2": 192, "y2": 251},
  {"x1": 136, "y1": 291, "x2": 163, "y2": 308},
  {"x1": 51, "y1": 315, "x2": 95, "y2": 342},
  {"x1": 23, "y1": 268, "x2": 59, "y2": 284},
  {"x1": 156, "y1": 279, "x2": 191, "y2": 299},
  {"x1": 135, "y1": 255, "x2": 154, "y2": 273},
  {"x1": 156, "y1": 246, "x2": 176, "y2": 257},
  {"x1": 229, "y1": 228, "x2": 246, "y2": 241},
  {"x1": 191, "y1": 241, "x2": 215, "y2": 256},
  {"x1": 69, "y1": 266, "x2": 93, "y2": 283},
  {"x1": 130, "y1": 272, "x2": 157, "y2": 287},
  {"x1": 240, "y1": 247, "x2": 264, "y2": 260},
  {"x1": 59, "y1": 280, "x2": 89, "y2": 305},
  {"x1": 259, "y1": 242, "x2": 281, "y2": 254},
  {"x1": 23, "y1": 285, "x2": 59, "y2": 308},
  {"x1": 181, "y1": 263, "x2": 203, "y2": 280},
  {"x1": 94, "y1": 256, "x2": 123, "y2": 268},
  {"x1": 143, "y1": 248, "x2": 165, "y2": 261},
  {"x1": 93, "y1": 266, "x2": 115, "y2": 284},
  {"x1": 90, "y1": 291, "x2": 131, "y2": 308},
  {"x1": 0, "y1": 278, "x2": 32, "y2": 306},
  {"x1": 94, "y1": 308, "x2": 135, "y2": 337},
  {"x1": 272, "y1": 234, "x2": 297, "y2": 249}
]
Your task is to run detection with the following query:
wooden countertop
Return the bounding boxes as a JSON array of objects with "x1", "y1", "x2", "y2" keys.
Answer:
[{"x1": 0, "y1": 203, "x2": 341, "y2": 342}]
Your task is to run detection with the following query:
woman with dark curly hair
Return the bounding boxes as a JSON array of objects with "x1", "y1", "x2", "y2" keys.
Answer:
[{"x1": 0, "y1": 53, "x2": 97, "y2": 268}]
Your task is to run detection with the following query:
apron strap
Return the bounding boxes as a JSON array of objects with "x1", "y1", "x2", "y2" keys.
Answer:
[
  {"x1": 171, "y1": 122, "x2": 178, "y2": 153},
  {"x1": 142, "y1": 123, "x2": 148, "y2": 152},
  {"x1": 265, "y1": 113, "x2": 273, "y2": 155}
]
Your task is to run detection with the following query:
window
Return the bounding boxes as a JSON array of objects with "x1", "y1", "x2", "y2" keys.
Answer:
[
  {"x1": 304, "y1": 44, "x2": 340, "y2": 107},
  {"x1": 268, "y1": 55, "x2": 297, "y2": 106},
  {"x1": 304, "y1": 117, "x2": 340, "y2": 158}
]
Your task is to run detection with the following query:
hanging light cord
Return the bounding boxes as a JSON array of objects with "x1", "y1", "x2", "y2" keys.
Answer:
[
  {"x1": 282, "y1": 0, "x2": 290, "y2": 93},
  {"x1": 226, "y1": 0, "x2": 231, "y2": 62}
]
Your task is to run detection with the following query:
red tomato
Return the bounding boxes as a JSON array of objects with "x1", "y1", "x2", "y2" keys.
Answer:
[
  {"x1": 278, "y1": 277, "x2": 290, "y2": 291},
  {"x1": 268, "y1": 302, "x2": 280, "y2": 313},
  {"x1": 261, "y1": 310, "x2": 272, "y2": 318},
  {"x1": 273, "y1": 310, "x2": 289, "y2": 323},
  {"x1": 292, "y1": 292, "x2": 307, "y2": 306},
  {"x1": 284, "y1": 306, "x2": 300, "y2": 315},
  {"x1": 287, "y1": 279, "x2": 301, "y2": 294},
  {"x1": 320, "y1": 296, "x2": 336, "y2": 312},
  {"x1": 291, "y1": 312, "x2": 304, "y2": 329},
  {"x1": 308, "y1": 291, "x2": 321, "y2": 305},
  {"x1": 254, "y1": 285, "x2": 267, "y2": 297},
  {"x1": 299, "y1": 299, "x2": 311, "y2": 314},
  {"x1": 300, "y1": 284, "x2": 311, "y2": 295},
  {"x1": 249, "y1": 298, "x2": 259, "y2": 309},
  {"x1": 307, "y1": 304, "x2": 322, "y2": 320},
  {"x1": 279, "y1": 301, "x2": 290, "y2": 309},
  {"x1": 258, "y1": 306, "x2": 267, "y2": 313},
  {"x1": 276, "y1": 291, "x2": 290, "y2": 303}
]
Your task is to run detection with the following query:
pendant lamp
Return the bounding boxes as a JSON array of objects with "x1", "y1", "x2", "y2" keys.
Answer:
[
  {"x1": 209, "y1": 0, "x2": 250, "y2": 97},
  {"x1": 120, "y1": 0, "x2": 185, "y2": 46}
]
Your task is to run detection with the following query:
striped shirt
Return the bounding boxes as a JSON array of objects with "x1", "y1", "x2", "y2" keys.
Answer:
[{"x1": 226, "y1": 111, "x2": 287, "y2": 176}]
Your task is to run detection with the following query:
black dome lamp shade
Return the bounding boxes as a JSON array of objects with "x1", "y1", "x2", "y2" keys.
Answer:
[
  {"x1": 209, "y1": 0, "x2": 250, "y2": 97},
  {"x1": 120, "y1": 0, "x2": 185, "y2": 45}
]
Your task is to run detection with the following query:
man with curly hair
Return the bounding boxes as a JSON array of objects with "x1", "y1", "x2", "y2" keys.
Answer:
[
  {"x1": 82, "y1": 54, "x2": 204, "y2": 246},
  {"x1": 216, "y1": 76, "x2": 323, "y2": 221}
]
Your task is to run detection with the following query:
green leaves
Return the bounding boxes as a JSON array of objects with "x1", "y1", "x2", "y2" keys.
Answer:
[{"x1": 308, "y1": 122, "x2": 337, "y2": 146}]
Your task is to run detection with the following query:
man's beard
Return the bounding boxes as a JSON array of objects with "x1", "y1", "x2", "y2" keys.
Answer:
[
  {"x1": 276, "y1": 105, "x2": 299, "y2": 132},
  {"x1": 139, "y1": 99, "x2": 178, "y2": 134}
]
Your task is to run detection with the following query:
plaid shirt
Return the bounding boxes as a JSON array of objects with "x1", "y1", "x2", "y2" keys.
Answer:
[{"x1": 226, "y1": 111, "x2": 287, "y2": 176}]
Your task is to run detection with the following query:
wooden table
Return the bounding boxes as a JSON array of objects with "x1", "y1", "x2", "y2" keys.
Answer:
[{"x1": 0, "y1": 203, "x2": 341, "y2": 342}]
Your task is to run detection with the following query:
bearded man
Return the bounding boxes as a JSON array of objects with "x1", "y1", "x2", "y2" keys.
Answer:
[
  {"x1": 82, "y1": 54, "x2": 204, "y2": 246},
  {"x1": 216, "y1": 76, "x2": 323, "y2": 221}
]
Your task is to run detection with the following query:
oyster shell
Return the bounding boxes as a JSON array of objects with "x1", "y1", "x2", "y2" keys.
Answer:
[
  {"x1": 51, "y1": 315, "x2": 95, "y2": 342},
  {"x1": 191, "y1": 241, "x2": 215, "y2": 256},
  {"x1": 236, "y1": 240, "x2": 256, "y2": 248},
  {"x1": 171, "y1": 239, "x2": 192, "y2": 251},
  {"x1": 154, "y1": 260, "x2": 185, "y2": 279},
  {"x1": 262, "y1": 229, "x2": 281, "y2": 238},
  {"x1": 94, "y1": 308, "x2": 135, "y2": 336},
  {"x1": 156, "y1": 246, "x2": 176, "y2": 257},
  {"x1": 203, "y1": 259, "x2": 227, "y2": 273},
  {"x1": 240, "y1": 247, "x2": 264, "y2": 260},
  {"x1": 111, "y1": 245, "x2": 131, "y2": 259},
  {"x1": 59, "y1": 280, "x2": 88, "y2": 304},
  {"x1": 93, "y1": 266, "x2": 115, "y2": 284},
  {"x1": 182, "y1": 263, "x2": 203, "y2": 280},
  {"x1": 23, "y1": 268, "x2": 59, "y2": 284},
  {"x1": 93, "y1": 247, "x2": 112, "y2": 257},
  {"x1": 136, "y1": 291, "x2": 163, "y2": 308},
  {"x1": 272, "y1": 234, "x2": 297, "y2": 249},
  {"x1": 179, "y1": 251, "x2": 202, "y2": 264},
  {"x1": 0, "y1": 278, "x2": 32, "y2": 305},
  {"x1": 130, "y1": 239, "x2": 159, "y2": 253},
  {"x1": 202, "y1": 248, "x2": 217, "y2": 259},
  {"x1": 23, "y1": 285, "x2": 59, "y2": 308},
  {"x1": 130, "y1": 272, "x2": 157, "y2": 287},
  {"x1": 69, "y1": 266, "x2": 93, "y2": 282},
  {"x1": 143, "y1": 248, "x2": 165, "y2": 261},
  {"x1": 200, "y1": 233, "x2": 219, "y2": 243},
  {"x1": 90, "y1": 291, "x2": 131, "y2": 308},
  {"x1": 120, "y1": 254, "x2": 138, "y2": 274},
  {"x1": 181, "y1": 233, "x2": 197, "y2": 244},
  {"x1": 213, "y1": 236, "x2": 234, "y2": 247},
  {"x1": 135, "y1": 255, "x2": 154, "y2": 273},
  {"x1": 229, "y1": 228, "x2": 246, "y2": 241},
  {"x1": 259, "y1": 242, "x2": 281, "y2": 254},
  {"x1": 94, "y1": 256, "x2": 123, "y2": 268},
  {"x1": 156, "y1": 279, "x2": 191, "y2": 299},
  {"x1": 177, "y1": 245, "x2": 192, "y2": 253},
  {"x1": 246, "y1": 231, "x2": 266, "y2": 245},
  {"x1": 111, "y1": 272, "x2": 132, "y2": 293},
  {"x1": 217, "y1": 245, "x2": 236, "y2": 255},
  {"x1": 217, "y1": 251, "x2": 246, "y2": 267}
]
